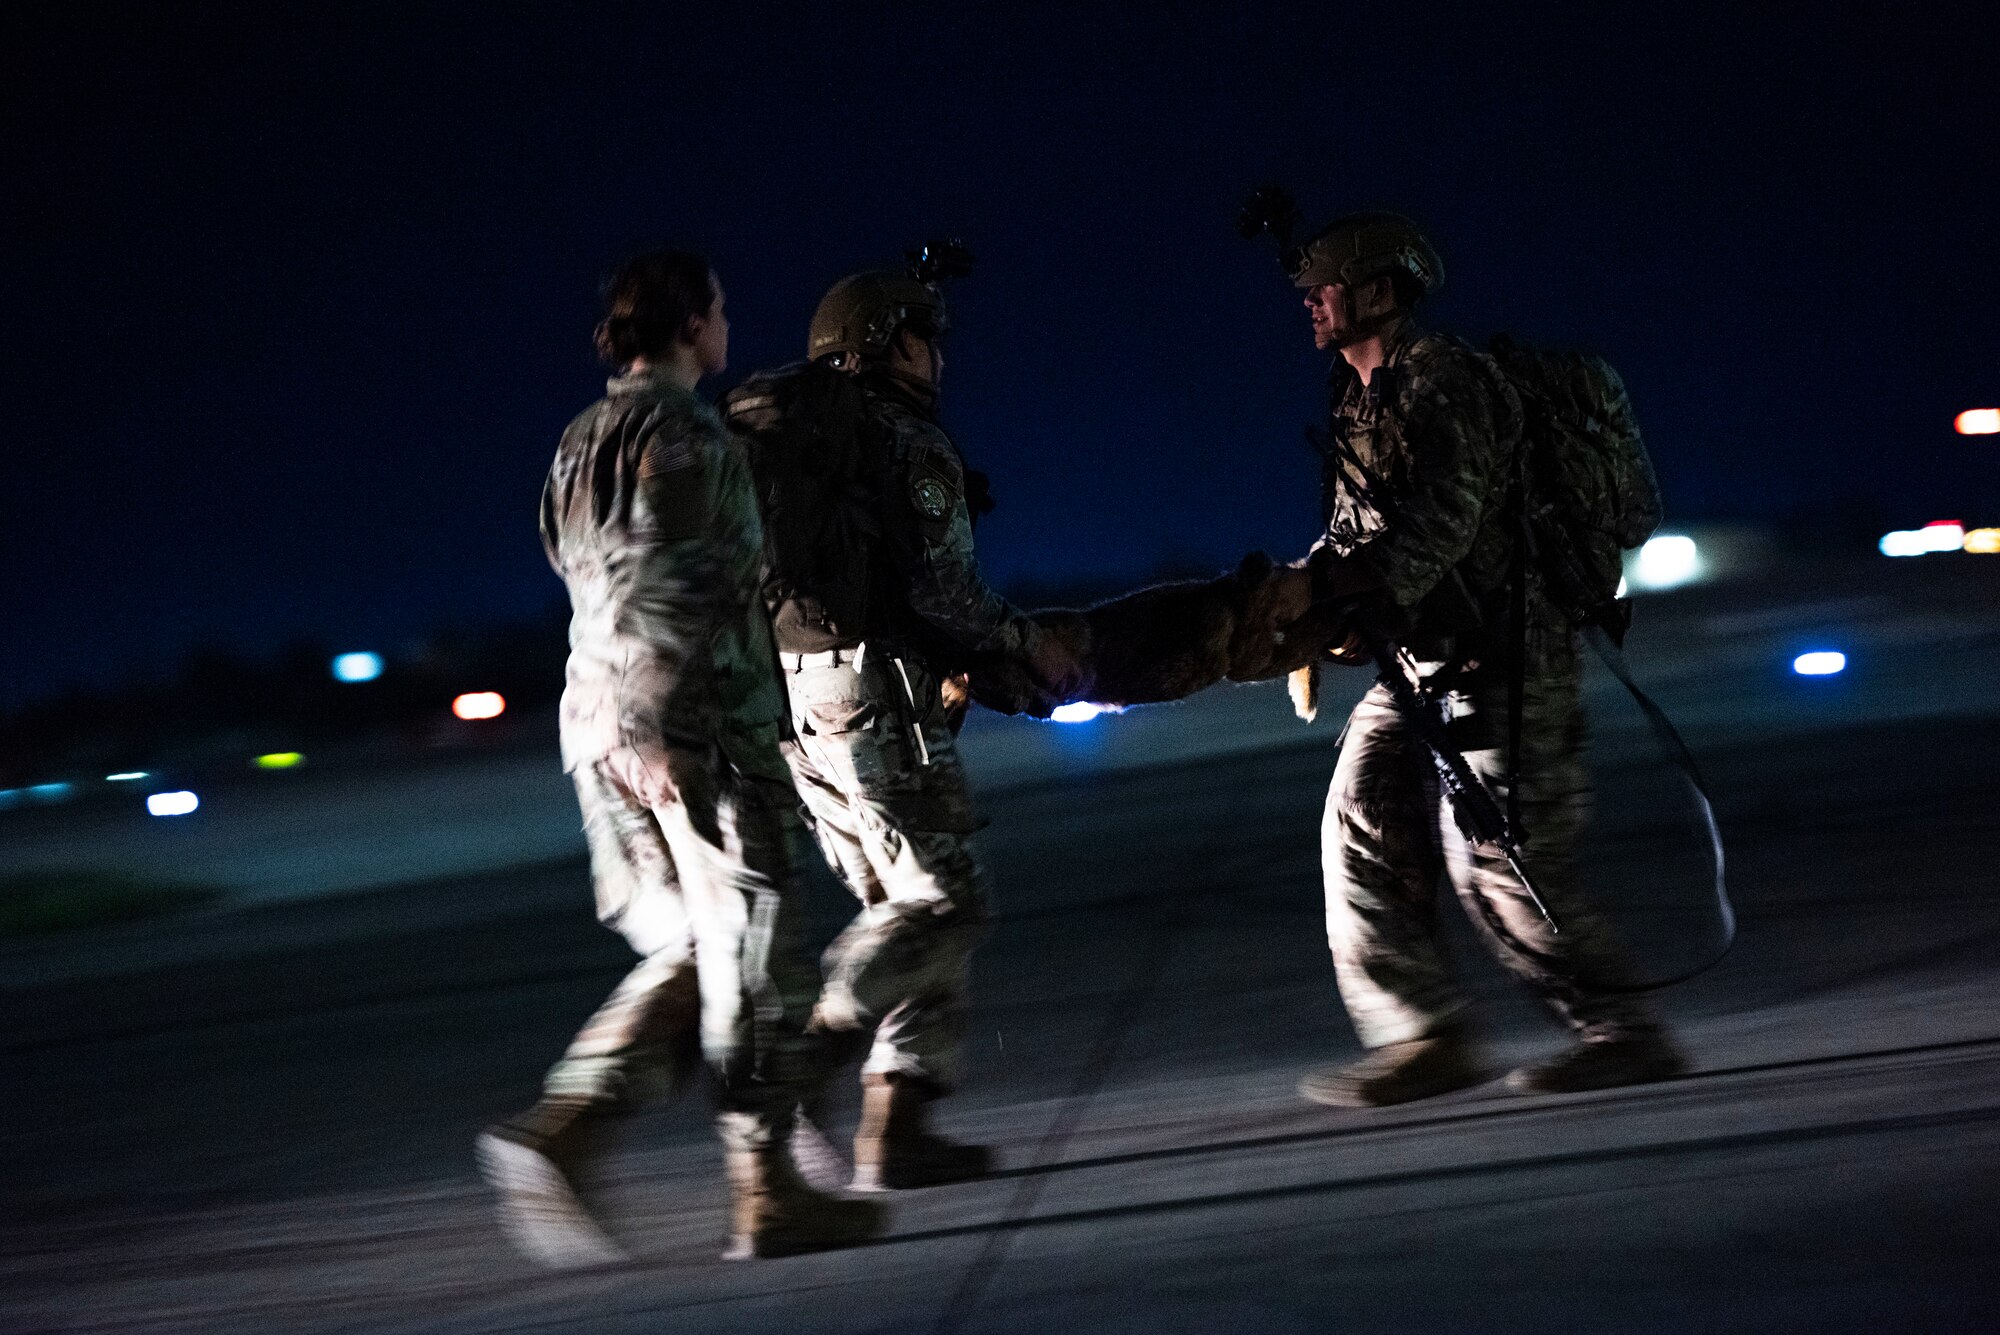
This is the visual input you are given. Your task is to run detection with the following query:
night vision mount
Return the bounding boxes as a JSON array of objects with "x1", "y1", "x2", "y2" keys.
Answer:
[
  {"x1": 1236, "y1": 185, "x2": 1306, "y2": 279},
  {"x1": 906, "y1": 237, "x2": 976, "y2": 285}
]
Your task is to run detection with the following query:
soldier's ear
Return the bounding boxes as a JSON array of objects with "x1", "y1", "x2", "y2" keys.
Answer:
[{"x1": 1364, "y1": 275, "x2": 1399, "y2": 318}]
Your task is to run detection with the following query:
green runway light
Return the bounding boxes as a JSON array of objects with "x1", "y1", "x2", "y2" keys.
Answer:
[{"x1": 254, "y1": 752, "x2": 305, "y2": 770}]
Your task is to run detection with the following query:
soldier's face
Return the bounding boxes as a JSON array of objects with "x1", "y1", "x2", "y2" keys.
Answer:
[
  {"x1": 691, "y1": 277, "x2": 730, "y2": 377},
  {"x1": 892, "y1": 329, "x2": 944, "y2": 390},
  {"x1": 1304, "y1": 283, "x2": 1350, "y2": 350}
]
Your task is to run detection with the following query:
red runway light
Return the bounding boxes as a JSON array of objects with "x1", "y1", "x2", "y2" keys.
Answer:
[{"x1": 452, "y1": 692, "x2": 506, "y2": 721}]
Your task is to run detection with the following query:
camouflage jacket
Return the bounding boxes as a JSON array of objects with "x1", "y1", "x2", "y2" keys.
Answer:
[
  {"x1": 862, "y1": 382, "x2": 1038, "y2": 670},
  {"x1": 540, "y1": 368, "x2": 788, "y2": 781},
  {"x1": 1313, "y1": 323, "x2": 1573, "y2": 673}
]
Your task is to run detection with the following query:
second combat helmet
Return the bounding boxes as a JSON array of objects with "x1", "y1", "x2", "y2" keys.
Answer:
[{"x1": 1290, "y1": 212, "x2": 1444, "y2": 297}]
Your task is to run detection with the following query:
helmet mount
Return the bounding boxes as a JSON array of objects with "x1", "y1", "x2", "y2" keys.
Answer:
[
  {"x1": 1236, "y1": 187, "x2": 1443, "y2": 302},
  {"x1": 808, "y1": 237, "x2": 975, "y2": 366}
]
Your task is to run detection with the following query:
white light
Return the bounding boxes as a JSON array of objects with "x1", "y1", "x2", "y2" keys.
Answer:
[
  {"x1": 1050, "y1": 702, "x2": 1105, "y2": 724},
  {"x1": 1615, "y1": 575, "x2": 1629, "y2": 598},
  {"x1": 1920, "y1": 521, "x2": 1966, "y2": 550},
  {"x1": 1793, "y1": 651, "x2": 1846, "y2": 676},
  {"x1": 1879, "y1": 529, "x2": 1927, "y2": 556},
  {"x1": 332, "y1": 651, "x2": 384, "y2": 683},
  {"x1": 1879, "y1": 522, "x2": 1965, "y2": 557},
  {"x1": 452, "y1": 691, "x2": 507, "y2": 721},
  {"x1": 106, "y1": 771, "x2": 150, "y2": 782},
  {"x1": 1630, "y1": 534, "x2": 1701, "y2": 590},
  {"x1": 1955, "y1": 408, "x2": 2000, "y2": 435},
  {"x1": 147, "y1": 790, "x2": 200, "y2": 817}
]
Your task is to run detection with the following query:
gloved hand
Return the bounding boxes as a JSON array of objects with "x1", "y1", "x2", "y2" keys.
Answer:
[
  {"x1": 938, "y1": 672, "x2": 973, "y2": 735},
  {"x1": 1326, "y1": 632, "x2": 1370, "y2": 665}
]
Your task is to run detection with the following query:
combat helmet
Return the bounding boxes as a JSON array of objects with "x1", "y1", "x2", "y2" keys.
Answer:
[
  {"x1": 1290, "y1": 212, "x2": 1443, "y2": 298},
  {"x1": 808, "y1": 271, "x2": 949, "y2": 363}
]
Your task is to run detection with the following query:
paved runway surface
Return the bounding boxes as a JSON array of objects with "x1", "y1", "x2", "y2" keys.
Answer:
[{"x1": 5, "y1": 558, "x2": 1999, "y2": 1332}]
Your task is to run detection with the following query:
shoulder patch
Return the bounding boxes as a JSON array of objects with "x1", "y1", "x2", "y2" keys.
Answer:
[
  {"x1": 911, "y1": 471, "x2": 953, "y2": 521},
  {"x1": 639, "y1": 435, "x2": 699, "y2": 480}
]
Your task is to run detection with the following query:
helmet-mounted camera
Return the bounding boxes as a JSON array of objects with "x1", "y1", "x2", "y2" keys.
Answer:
[
  {"x1": 1236, "y1": 185, "x2": 1308, "y2": 280},
  {"x1": 1237, "y1": 187, "x2": 1443, "y2": 298},
  {"x1": 906, "y1": 237, "x2": 975, "y2": 286},
  {"x1": 809, "y1": 238, "x2": 973, "y2": 364}
]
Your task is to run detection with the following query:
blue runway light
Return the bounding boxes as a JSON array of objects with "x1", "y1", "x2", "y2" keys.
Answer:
[
  {"x1": 1793, "y1": 651, "x2": 1846, "y2": 676},
  {"x1": 1050, "y1": 702, "x2": 1105, "y2": 724},
  {"x1": 332, "y1": 651, "x2": 384, "y2": 683},
  {"x1": 6, "y1": 782, "x2": 81, "y2": 808},
  {"x1": 147, "y1": 790, "x2": 200, "y2": 817}
]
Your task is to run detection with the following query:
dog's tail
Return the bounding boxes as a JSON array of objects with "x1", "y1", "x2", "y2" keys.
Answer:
[{"x1": 1288, "y1": 662, "x2": 1319, "y2": 722}]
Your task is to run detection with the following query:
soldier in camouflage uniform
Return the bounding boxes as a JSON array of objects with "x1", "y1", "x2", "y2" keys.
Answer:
[
  {"x1": 1283, "y1": 215, "x2": 1685, "y2": 1107},
  {"x1": 748, "y1": 268, "x2": 1077, "y2": 1190},
  {"x1": 477, "y1": 252, "x2": 882, "y2": 1267}
]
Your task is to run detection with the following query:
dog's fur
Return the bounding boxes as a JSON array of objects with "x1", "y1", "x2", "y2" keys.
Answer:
[{"x1": 968, "y1": 553, "x2": 1355, "y2": 718}]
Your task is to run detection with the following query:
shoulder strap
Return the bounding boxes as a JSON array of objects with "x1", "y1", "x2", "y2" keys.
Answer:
[{"x1": 1312, "y1": 376, "x2": 1399, "y2": 525}]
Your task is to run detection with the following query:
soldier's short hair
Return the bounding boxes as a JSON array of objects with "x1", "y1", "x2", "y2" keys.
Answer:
[{"x1": 593, "y1": 250, "x2": 716, "y2": 368}]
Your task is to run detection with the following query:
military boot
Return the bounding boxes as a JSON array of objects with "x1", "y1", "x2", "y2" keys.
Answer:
[
  {"x1": 1504, "y1": 1028, "x2": 1687, "y2": 1095},
  {"x1": 851, "y1": 1072, "x2": 994, "y2": 1191},
  {"x1": 1297, "y1": 1019, "x2": 1486, "y2": 1108},
  {"x1": 722, "y1": 1143, "x2": 888, "y2": 1260},
  {"x1": 476, "y1": 1096, "x2": 628, "y2": 1269},
  {"x1": 788, "y1": 1013, "x2": 874, "y2": 1191}
]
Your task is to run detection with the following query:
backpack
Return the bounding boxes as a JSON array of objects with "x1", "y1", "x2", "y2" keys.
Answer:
[
  {"x1": 1485, "y1": 335, "x2": 1663, "y2": 644},
  {"x1": 720, "y1": 361, "x2": 899, "y2": 653}
]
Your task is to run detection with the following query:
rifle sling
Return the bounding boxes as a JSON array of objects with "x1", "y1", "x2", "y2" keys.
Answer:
[{"x1": 1367, "y1": 622, "x2": 1736, "y2": 995}]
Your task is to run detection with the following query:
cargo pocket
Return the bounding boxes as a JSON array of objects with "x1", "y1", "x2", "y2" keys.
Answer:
[
  {"x1": 805, "y1": 696, "x2": 881, "y2": 736},
  {"x1": 789, "y1": 664, "x2": 882, "y2": 736}
]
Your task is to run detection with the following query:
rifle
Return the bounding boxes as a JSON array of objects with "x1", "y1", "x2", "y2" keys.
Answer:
[{"x1": 1353, "y1": 622, "x2": 1563, "y2": 935}]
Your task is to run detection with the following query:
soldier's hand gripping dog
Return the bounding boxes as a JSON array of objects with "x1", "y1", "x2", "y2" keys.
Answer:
[{"x1": 958, "y1": 550, "x2": 1347, "y2": 718}]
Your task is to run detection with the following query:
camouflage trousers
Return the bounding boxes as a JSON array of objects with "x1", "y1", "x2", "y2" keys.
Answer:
[
  {"x1": 1323, "y1": 668, "x2": 1654, "y2": 1048},
  {"x1": 543, "y1": 744, "x2": 822, "y2": 1150},
  {"x1": 781, "y1": 654, "x2": 988, "y2": 1093}
]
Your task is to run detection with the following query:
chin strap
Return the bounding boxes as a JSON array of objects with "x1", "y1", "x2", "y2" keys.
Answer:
[{"x1": 1332, "y1": 298, "x2": 1406, "y2": 350}]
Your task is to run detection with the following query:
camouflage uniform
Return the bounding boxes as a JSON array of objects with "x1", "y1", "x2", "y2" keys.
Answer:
[
  {"x1": 1315, "y1": 325, "x2": 1654, "y2": 1048},
  {"x1": 538, "y1": 367, "x2": 820, "y2": 1149},
  {"x1": 780, "y1": 382, "x2": 1040, "y2": 1092}
]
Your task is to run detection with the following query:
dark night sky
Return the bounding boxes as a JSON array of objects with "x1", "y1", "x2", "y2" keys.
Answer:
[{"x1": 4, "y1": 3, "x2": 1995, "y2": 709}]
